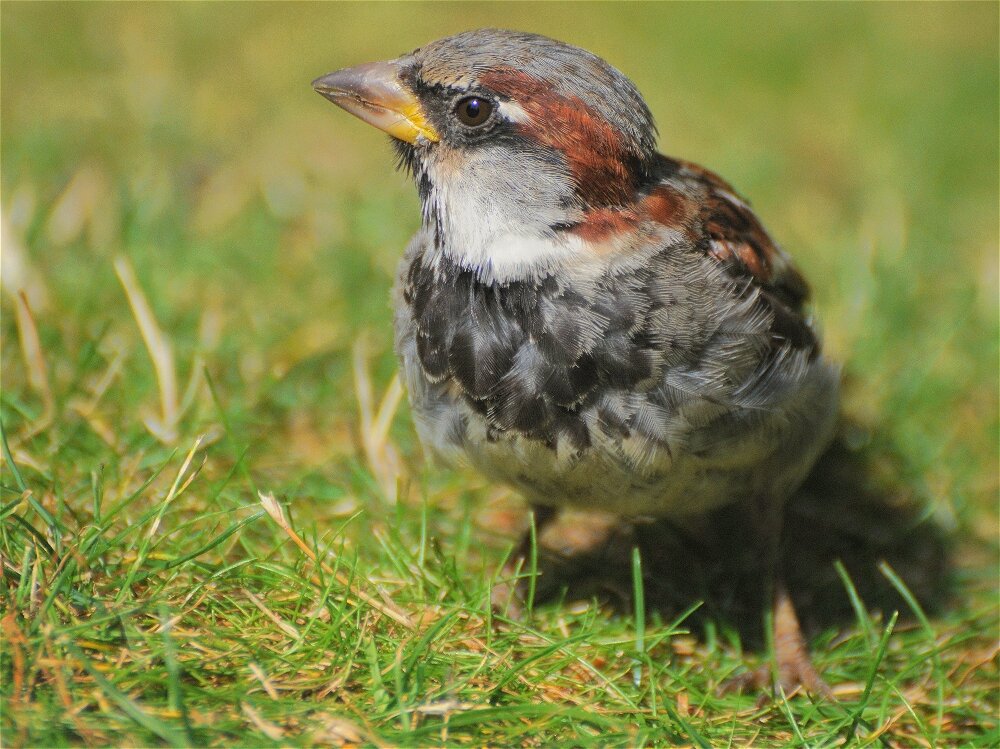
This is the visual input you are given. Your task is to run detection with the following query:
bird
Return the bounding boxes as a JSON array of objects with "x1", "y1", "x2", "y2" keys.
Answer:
[{"x1": 313, "y1": 28, "x2": 840, "y2": 697}]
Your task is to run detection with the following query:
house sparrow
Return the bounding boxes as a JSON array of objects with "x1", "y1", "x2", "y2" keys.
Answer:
[{"x1": 314, "y1": 29, "x2": 839, "y2": 696}]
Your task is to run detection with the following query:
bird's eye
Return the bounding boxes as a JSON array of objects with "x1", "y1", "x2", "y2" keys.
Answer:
[{"x1": 455, "y1": 96, "x2": 493, "y2": 127}]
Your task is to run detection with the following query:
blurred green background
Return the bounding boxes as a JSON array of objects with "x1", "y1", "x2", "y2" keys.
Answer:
[{"x1": 1, "y1": 3, "x2": 998, "y2": 744}]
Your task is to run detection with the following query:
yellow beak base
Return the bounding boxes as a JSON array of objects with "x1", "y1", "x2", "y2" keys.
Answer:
[{"x1": 313, "y1": 60, "x2": 439, "y2": 144}]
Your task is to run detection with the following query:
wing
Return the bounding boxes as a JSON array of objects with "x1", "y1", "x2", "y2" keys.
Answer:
[{"x1": 663, "y1": 156, "x2": 820, "y2": 357}]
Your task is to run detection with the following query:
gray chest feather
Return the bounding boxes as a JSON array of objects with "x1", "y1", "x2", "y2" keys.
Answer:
[
  {"x1": 395, "y1": 245, "x2": 838, "y2": 515},
  {"x1": 403, "y1": 253, "x2": 666, "y2": 449}
]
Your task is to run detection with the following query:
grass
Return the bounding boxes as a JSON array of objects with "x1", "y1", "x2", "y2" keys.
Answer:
[{"x1": 2, "y1": 3, "x2": 998, "y2": 746}]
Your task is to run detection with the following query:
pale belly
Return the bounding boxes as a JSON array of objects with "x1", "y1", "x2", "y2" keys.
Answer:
[{"x1": 400, "y1": 344, "x2": 840, "y2": 518}]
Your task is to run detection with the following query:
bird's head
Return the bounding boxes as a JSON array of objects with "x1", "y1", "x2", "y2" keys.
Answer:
[{"x1": 314, "y1": 29, "x2": 660, "y2": 282}]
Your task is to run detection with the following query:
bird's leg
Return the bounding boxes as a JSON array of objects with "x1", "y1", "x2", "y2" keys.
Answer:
[
  {"x1": 490, "y1": 504, "x2": 556, "y2": 619},
  {"x1": 771, "y1": 579, "x2": 832, "y2": 698},
  {"x1": 724, "y1": 496, "x2": 833, "y2": 699},
  {"x1": 723, "y1": 579, "x2": 832, "y2": 699}
]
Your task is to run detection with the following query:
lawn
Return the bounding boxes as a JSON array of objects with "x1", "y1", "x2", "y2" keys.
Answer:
[{"x1": 2, "y1": 3, "x2": 997, "y2": 746}]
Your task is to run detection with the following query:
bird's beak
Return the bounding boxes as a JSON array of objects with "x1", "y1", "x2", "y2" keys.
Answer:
[{"x1": 312, "y1": 60, "x2": 440, "y2": 144}]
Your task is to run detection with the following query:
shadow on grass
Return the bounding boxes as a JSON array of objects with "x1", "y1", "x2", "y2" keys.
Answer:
[{"x1": 530, "y1": 421, "x2": 953, "y2": 646}]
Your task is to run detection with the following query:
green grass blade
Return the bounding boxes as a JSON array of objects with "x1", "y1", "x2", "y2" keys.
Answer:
[
  {"x1": 879, "y1": 561, "x2": 946, "y2": 746},
  {"x1": 834, "y1": 559, "x2": 876, "y2": 647},
  {"x1": 0, "y1": 421, "x2": 27, "y2": 492},
  {"x1": 632, "y1": 545, "x2": 646, "y2": 688},
  {"x1": 845, "y1": 609, "x2": 898, "y2": 743},
  {"x1": 63, "y1": 639, "x2": 189, "y2": 747}
]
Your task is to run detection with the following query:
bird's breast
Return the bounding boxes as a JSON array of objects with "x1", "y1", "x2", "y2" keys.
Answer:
[
  {"x1": 400, "y1": 247, "x2": 673, "y2": 451},
  {"x1": 393, "y1": 233, "x2": 839, "y2": 516}
]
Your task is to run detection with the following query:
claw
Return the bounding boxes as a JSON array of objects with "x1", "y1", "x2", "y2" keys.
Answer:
[
  {"x1": 772, "y1": 582, "x2": 834, "y2": 699},
  {"x1": 721, "y1": 582, "x2": 834, "y2": 700}
]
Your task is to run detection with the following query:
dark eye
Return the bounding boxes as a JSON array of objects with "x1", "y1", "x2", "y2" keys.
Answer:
[{"x1": 455, "y1": 96, "x2": 493, "y2": 127}]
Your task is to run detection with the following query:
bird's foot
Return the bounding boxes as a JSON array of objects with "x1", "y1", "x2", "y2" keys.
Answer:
[
  {"x1": 722, "y1": 583, "x2": 834, "y2": 700},
  {"x1": 722, "y1": 656, "x2": 832, "y2": 702}
]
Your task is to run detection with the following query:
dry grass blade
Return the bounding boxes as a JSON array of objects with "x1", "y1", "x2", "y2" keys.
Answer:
[
  {"x1": 13, "y1": 291, "x2": 55, "y2": 435},
  {"x1": 241, "y1": 702, "x2": 284, "y2": 739},
  {"x1": 310, "y1": 713, "x2": 371, "y2": 747},
  {"x1": 372, "y1": 374, "x2": 404, "y2": 457},
  {"x1": 177, "y1": 306, "x2": 222, "y2": 417},
  {"x1": 68, "y1": 342, "x2": 127, "y2": 446},
  {"x1": 44, "y1": 165, "x2": 109, "y2": 247},
  {"x1": 148, "y1": 435, "x2": 205, "y2": 538},
  {"x1": 248, "y1": 663, "x2": 280, "y2": 701},
  {"x1": 352, "y1": 338, "x2": 404, "y2": 503},
  {"x1": 258, "y1": 491, "x2": 414, "y2": 629},
  {"x1": 1, "y1": 206, "x2": 49, "y2": 310},
  {"x1": 2, "y1": 612, "x2": 28, "y2": 705},
  {"x1": 244, "y1": 588, "x2": 301, "y2": 639},
  {"x1": 114, "y1": 256, "x2": 179, "y2": 444},
  {"x1": 42, "y1": 641, "x2": 97, "y2": 743}
]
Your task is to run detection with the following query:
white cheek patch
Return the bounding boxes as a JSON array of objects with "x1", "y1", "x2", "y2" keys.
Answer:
[
  {"x1": 428, "y1": 172, "x2": 585, "y2": 280},
  {"x1": 420, "y1": 150, "x2": 589, "y2": 282}
]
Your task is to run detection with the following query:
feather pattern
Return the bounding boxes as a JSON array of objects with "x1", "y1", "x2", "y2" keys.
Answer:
[
  {"x1": 382, "y1": 29, "x2": 839, "y2": 517},
  {"x1": 396, "y1": 165, "x2": 839, "y2": 516}
]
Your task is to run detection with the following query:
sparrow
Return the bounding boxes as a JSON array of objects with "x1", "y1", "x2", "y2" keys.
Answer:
[{"x1": 313, "y1": 29, "x2": 840, "y2": 696}]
